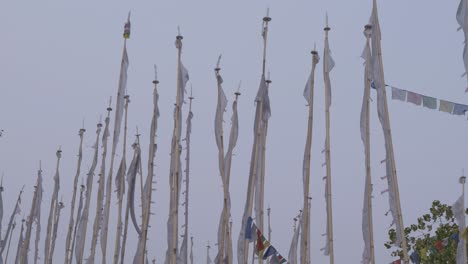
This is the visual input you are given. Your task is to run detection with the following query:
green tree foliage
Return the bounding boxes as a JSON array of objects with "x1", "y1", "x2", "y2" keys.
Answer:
[{"x1": 385, "y1": 200, "x2": 468, "y2": 263}]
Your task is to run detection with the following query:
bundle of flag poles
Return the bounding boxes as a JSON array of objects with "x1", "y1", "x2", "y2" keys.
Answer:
[{"x1": 4, "y1": 0, "x2": 468, "y2": 264}]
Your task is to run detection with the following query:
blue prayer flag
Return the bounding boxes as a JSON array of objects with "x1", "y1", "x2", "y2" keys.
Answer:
[
  {"x1": 245, "y1": 217, "x2": 253, "y2": 240},
  {"x1": 263, "y1": 246, "x2": 277, "y2": 260}
]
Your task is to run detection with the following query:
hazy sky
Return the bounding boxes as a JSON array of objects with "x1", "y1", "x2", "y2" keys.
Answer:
[{"x1": 1, "y1": 0, "x2": 467, "y2": 263}]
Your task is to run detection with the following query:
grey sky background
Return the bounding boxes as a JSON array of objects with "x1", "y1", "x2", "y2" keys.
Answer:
[{"x1": 0, "y1": 0, "x2": 467, "y2": 263}]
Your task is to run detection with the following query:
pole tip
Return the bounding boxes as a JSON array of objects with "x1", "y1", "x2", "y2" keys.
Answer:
[{"x1": 460, "y1": 176, "x2": 466, "y2": 184}]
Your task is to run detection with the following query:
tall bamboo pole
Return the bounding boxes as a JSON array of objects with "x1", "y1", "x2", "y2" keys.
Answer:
[
  {"x1": 102, "y1": 15, "x2": 130, "y2": 259},
  {"x1": 89, "y1": 104, "x2": 112, "y2": 263},
  {"x1": 44, "y1": 148, "x2": 62, "y2": 264},
  {"x1": 363, "y1": 24, "x2": 376, "y2": 264},
  {"x1": 170, "y1": 31, "x2": 184, "y2": 264},
  {"x1": 242, "y1": 12, "x2": 271, "y2": 264},
  {"x1": 183, "y1": 91, "x2": 194, "y2": 264},
  {"x1": 258, "y1": 10, "x2": 271, "y2": 264},
  {"x1": 215, "y1": 62, "x2": 228, "y2": 264},
  {"x1": 20, "y1": 167, "x2": 41, "y2": 264},
  {"x1": 140, "y1": 69, "x2": 160, "y2": 264},
  {"x1": 300, "y1": 48, "x2": 319, "y2": 264},
  {"x1": 69, "y1": 184, "x2": 85, "y2": 263},
  {"x1": 113, "y1": 95, "x2": 130, "y2": 264},
  {"x1": 4, "y1": 221, "x2": 15, "y2": 263},
  {"x1": 206, "y1": 242, "x2": 211, "y2": 264},
  {"x1": 371, "y1": 1, "x2": 409, "y2": 262},
  {"x1": 259, "y1": 8, "x2": 271, "y2": 238},
  {"x1": 120, "y1": 137, "x2": 139, "y2": 264},
  {"x1": 64, "y1": 127, "x2": 86, "y2": 264},
  {"x1": 323, "y1": 19, "x2": 334, "y2": 264},
  {"x1": 190, "y1": 236, "x2": 194, "y2": 264}
]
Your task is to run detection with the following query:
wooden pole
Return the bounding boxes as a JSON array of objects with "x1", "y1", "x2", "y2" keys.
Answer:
[
  {"x1": 69, "y1": 184, "x2": 85, "y2": 263},
  {"x1": 371, "y1": 1, "x2": 409, "y2": 262},
  {"x1": 258, "y1": 11, "x2": 271, "y2": 264},
  {"x1": 206, "y1": 242, "x2": 211, "y2": 264},
  {"x1": 184, "y1": 92, "x2": 194, "y2": 264},
  {"x1": 300, "y1": 48, "x2": 318, "y2": 264},
  {"x1": 243, "y1": 12, "x2": 271, "y2": 263},
  {"x1": 102, "y1": 37, "x2": 127, "y2": 264},
  {"x1": 64, "y1": 127, "x2": 86, "y2": 264},
  {"x1": 20, "y1": 169, "x2": 40, "y2": 264},
  {"x1": 363, "y1": 25, "x2": 376, "y2": 264},
  {"x1": 4, "y1": 220, "x2": 15, "y2": 263},
  {"x1": 140, "y1": 75, "x2": 160, "y2": 264},
  {"x1": 120, "y1": 137, "x2": 138, "y2": 264},
  {"x1": 44, "y1": 148, "x2": 62, "y2": 264},
  {"x1": 170, "y1": 32, "x2": 184, "y2": 264},
  {"x1": 190, "y1": 236, "x2": 194, "y2": 264},
  {"x1": 89, "y1": 105, "x2": 111, "y2": 263},
  {"x1": 215, "y1": 63, "x2": 228, "y2": 264},
  {"x1": 113, "y1": 95, "x2": 130, "y2": 264},
  {"x1": 323, "y1": 20, "x2": 334, "y2": 264}
]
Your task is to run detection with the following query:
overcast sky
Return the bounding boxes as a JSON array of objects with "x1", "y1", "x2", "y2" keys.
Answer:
[{"x1": 1, "y1": 0, "x2": 467, "y2": 263}]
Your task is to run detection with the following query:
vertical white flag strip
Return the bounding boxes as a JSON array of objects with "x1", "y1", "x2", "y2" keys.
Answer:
[
  {"x1": 360, "y1": 25, "x2": 375, "y2": 264},
  {"x1": 75, "y1": 122, "x2": 102, "y2": 264},
  {"x1": 64, "y1": 128, "x2": 86, "y2": 264},
  {"x1": 48, "y1": 200, "x2": 64, "y2": 263},
  {"x1": 134, "y1": 70, "x2": 160, "y2": 264},
  {"x1": 237, "y1": 11, "x2": 272, "y2": 260},
  {"x1": 89, "y1": 108, "x2": 111, "y2": 263},
  {"x1": 33, "y1": 169, "x2": 43, "y2": 264},
  {"x1": 120, "y1": 140, "x2": 142, "y2": 263},
  {"x1": 222, "y1": 91, "x2": 240, "y2": 264},
  {"x1": 178, "y1": 91, "x2": 194, "y2": 264},
  {"x1": 322, "y1": 19, "x2": 335, "y2": 262},
  {"x1": 114, "y1": 96, "x2": 130, "y2": 264},
  {"x1": 71, "y1": 186, "x2": 84, "y2": 263},
  {"x1": 453, "y1": 193, "x2": 467, "y2": 264},
  {"x1": 214, "y1": 58, "x2": 230, "y2": 264},
  {"x1": 101, "y1": 16, "x2": 131, "y2": 262},
  {"x1": 288, "y1": 214, "x2": 302, "y2": 264},
  {"x1": 44, "y1": 149, "x2": 62, "y2": 264},
  {"x1": 254, "y1": 75, "x2": 270, "y2": 230},
  {"x1": 190, "y1": 237, "x2": 194, "y2": 264},
  {"x1": 165, "y1": 33, "x2": 189, "y2": 264},
  {"x1": 369, "y1": 1, "x2": 409, "y2": 262},
  {"x1": 456, "y1": 0, "x2": 468, "y2": 89},
  {"x1": 300, "y1": 49, "x2": 319, "y2": 264}
]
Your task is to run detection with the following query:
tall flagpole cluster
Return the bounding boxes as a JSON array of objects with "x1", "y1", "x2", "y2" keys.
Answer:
[
  {"x1": 368, "y1": 0, "x2": 409, "y2": 263},
  {"x1": 101, "y1": 14, "x2": 131, "y2": 263},
  {"x1": 300, "y1": 46, "x2": 320, "y2": 264},
  {"x1": 64, "y1": 127, "x2": 86, "y2": 264}
]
